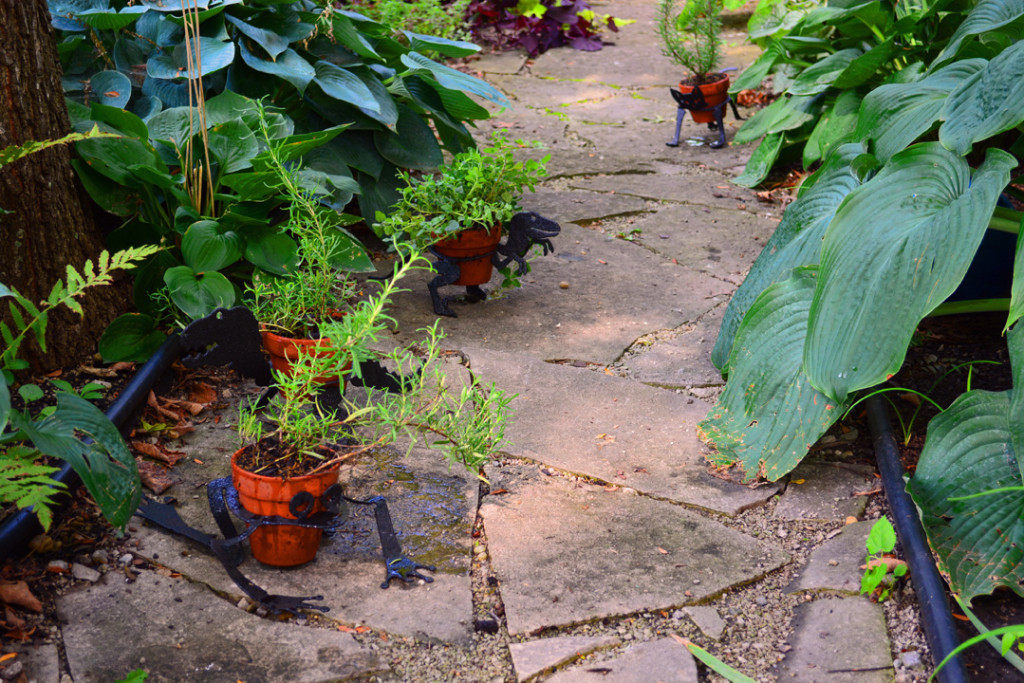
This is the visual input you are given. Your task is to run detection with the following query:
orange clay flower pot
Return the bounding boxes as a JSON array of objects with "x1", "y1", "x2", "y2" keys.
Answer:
[
  {"x1": 434, "y1": 224, "x2": 502, "y2": 286},
  {"x1": 260, "y1": 329, "x2": 350, "y2": 387},
  {"x1": 679, "y1": 73, "x2": 730, "y2": 124},
  {"x1": 231, "y1": 448, "x2": 340, "y2": 567}
]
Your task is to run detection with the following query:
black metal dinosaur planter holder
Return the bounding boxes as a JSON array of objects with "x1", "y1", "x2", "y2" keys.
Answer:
[
  {"x1": 666, "y1": 82, "x2": 744, "y2": 150},
  {"x1": 135, "y1": 307, "x2": 434, "y2": 617},
  {"x1": 428, "y1": 211, "x2": 561, "y2": 317}
]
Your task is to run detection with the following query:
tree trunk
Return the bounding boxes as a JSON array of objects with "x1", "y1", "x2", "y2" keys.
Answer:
[{"x1": 0, "y1": 0, "x2": 129, "y2": 373}]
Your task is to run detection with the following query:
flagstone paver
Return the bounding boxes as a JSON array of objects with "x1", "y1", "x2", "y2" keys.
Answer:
[
  {"x1": 508, "y1": 635, "x2": 621, "y2": 682},
  {"x1": 466, "y1": 346, "x2": 778, "y2": 514},
  {"x1": 521, "y1": 188, "x2": 649, "y2": 226},
  {"x1": 629, "y1": 202, "x2": 777, "y2": 283},
  {"x1": 481, "y1": 463, "x2": 789, "y2": 635},
  {"x1": 131, "y1": 441, "x2": 480, "y2": 644},
  {"x1": 787, "y1": 521, "x2": 874, "y2": 596},
  {"x1": 385, "y1": 222, "x2": 729, "y2": 365},
  {"x1": 775, "y1": 462, "x2": 875, "y2": 522},
  {"x1": 569, "y1": 170, "x2": 770, "y2": 214},
  {"x1": 620, "y1": 305, "x2": 726, "y2": 389},
  {"x1": 779, "y1": 597, "x2": 894, "y2": 682},
  {"x1": 58, "y1": 570, "x2": 386, "y2": 683},
  {"x1": 544, "y1": 638, "x2": 698, "y2": 683}
]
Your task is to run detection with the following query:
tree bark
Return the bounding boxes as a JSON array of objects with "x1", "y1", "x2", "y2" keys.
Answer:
[{"x1": 0, "y1": 0, "x2": 129, "y2": 373}]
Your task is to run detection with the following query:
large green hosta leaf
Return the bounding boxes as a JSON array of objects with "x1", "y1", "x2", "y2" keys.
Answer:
[
  {"x1": 700, "y1": 267, "x2": 847, "y2": 481},
  {"x1": 12, "y1": 393, "x2": 140, "y2": 529},
  {"x1": 940, "y1": 41, "x2": 1024, "y2": 156},
  {"x1": 856, "y1": 59, "x2": 986, "y2": 163},
  {"x1": 712, "y1": 143, "x2": 864, "y2": 370},
  {"x1": 933, "y1": 0, "x2": 1024, "y2": 67},
  {"x1": 907, "y1": 323, "x2": 1024, "y2": 603},
  {"x1": 788, "y1": 48, "x2": 862, "y2": 95},
  {"x1": 805, "y1": 144, "x2": 1016, "y2": 401}
]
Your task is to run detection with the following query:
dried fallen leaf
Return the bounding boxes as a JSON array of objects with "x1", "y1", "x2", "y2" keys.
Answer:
[
  {"x1": 130, "y1": 441, "x2": 187, "y2": 466},
  {"x1": 657, "y1": 547, "x2": 669, "y2": 555},
  {"x1": 489, "y1": 488, "x2": 509, "y2": 495},
  {"x1": 135, "y1": 458, "x2": 174, "y2": 494},
  {"x1": 0, "y1": 652, "x2": 15, "y2": 663},
  {"x1": 791, "y1": 479, "x2": 805, "y2": 484},
  {"x1": 845, "y1": 516, "x2": 859, "y2": 525},
  {"x1": 853, "y1": 487, "x2": 882, "y2": 496},
  {"x1": 0, "y1": 582, "x2": 42, "y2": 612},
  {"x1": 189, "y1": 381, "x2": 218, "y2": 405},
  {"x1": 860, "y1": 556, "x2": 907, "y2": 573}
]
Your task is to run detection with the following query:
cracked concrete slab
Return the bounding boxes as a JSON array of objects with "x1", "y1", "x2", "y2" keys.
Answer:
[
  {"x1": 509, "y1": 635, "x2": 621, "y2": 682},
  {"x1": 621, "y1": 305, "x2": 726, "y2": 388},
  {"x1": 384, "y1": 222, "x2": 729, "y2": 365},
  {"x1": 775, "y1": 462, "x2": 875, "y2": 522},
  {"x1": 780, "y1": 597, "x2": 893, "y2": 682},
  {"x1": 58, "y1": 570, "x2": 385, "y2": 683},
  {"x1": 570, "y1": 169, "x2": 765, "y2": 214},
  {"x1": 521, "y1": 188, "x2": 649, "y2": 226},
  {"x1": 629, "y1": 203, "x2": 777, "y2": 284},
  {"x1": 481, "y1": 463, "x2": 789, "y2": 635},
  {"x1": 546, "y1": 638, "x2": 698, "y2": 682},
  {"x1": 472, "y1": 50, "x2": 529, "y2": 75},
  {"x1": 467, "y1": 346, "x2": 778, "y2": 515},
  {"x1": 517, "y1": 147, "x2": 658, "y2": 178},
  {"x1": 131, "y1": 442, "x2": 480, "y2": 644},
  {"x1": 787, "y1": 521, "x2": 873, "y2": 596}
]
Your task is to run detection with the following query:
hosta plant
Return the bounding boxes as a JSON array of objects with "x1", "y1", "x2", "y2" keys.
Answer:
[
  {"x1": 48, "y1": 0, "x2": 508, "y2": 221},
  {"x1": 700, "y1": 1, "x2": 1024, "y2": 603},
  {"x1": 728, "y1": 0, "x2": 993, "y2": 187}
]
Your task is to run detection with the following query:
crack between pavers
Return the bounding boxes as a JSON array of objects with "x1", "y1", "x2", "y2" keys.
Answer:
[{"x1": 486, "y1": 453, "x2": 772, "y2": 519}]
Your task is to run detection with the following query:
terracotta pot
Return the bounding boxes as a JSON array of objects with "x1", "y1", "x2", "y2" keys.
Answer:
[
  {"x1": 260, "y1": 328, "x2": 350, "y2": 387},
  {"x1": 434, "y1": 224, "x2": 502, "y2": 286},
  {"x1": 679, "y1": 73, "x2": 730, "y2": 124},
  {"x1": 231, "y1": 448, "x2": 341, "y2": 567}
]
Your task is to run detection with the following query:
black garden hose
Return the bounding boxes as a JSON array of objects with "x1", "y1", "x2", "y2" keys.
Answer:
[
  {"x1": 0, "y1": 333, "x2": 182, "y2": 560},
  {"x1": 866, "y1": 395, "x2": 968, "y2": 683}
]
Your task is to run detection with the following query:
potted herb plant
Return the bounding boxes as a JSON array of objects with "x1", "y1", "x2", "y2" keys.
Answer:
[
  {"x1": 657, "y1": 0, "x2": 728, "y2": 124},
  {"x1": 374, "y1": 132, "x2": 549, "y2": 288},
  {"x1": 244, "y1": 107, "x2": 373, "y2": 383},
  {"x1": 234, "y1": 249, "x2": 511, "y2": 566}
]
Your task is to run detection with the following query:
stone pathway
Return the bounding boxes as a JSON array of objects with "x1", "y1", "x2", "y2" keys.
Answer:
[{"x1": 27, "y1": 1, "x2": 909, "y2": 681}]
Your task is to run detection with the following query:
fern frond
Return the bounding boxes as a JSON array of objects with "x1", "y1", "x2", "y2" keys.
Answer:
[{"x1": 0, "y1": 447, "x2": 67, "y2": 531}]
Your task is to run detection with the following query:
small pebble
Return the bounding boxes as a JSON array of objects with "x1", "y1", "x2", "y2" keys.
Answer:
[
  {"x1": 118, "y1": 553, "x2": 134, "y2": 566},
  {"x1": 559, "y1": 281, "x2": 569, "y2": 289},
  {"x1": 2, "y1": 661, "x2": 24, "y2": 680},
  {"x1": 47, "y1": 560, "x2": 69, "y2": 573},
  {"x1": 828, "y1": 559, "x2": 839, "y2": 566},
  {"x1": 71, "y1": 563, "x2": 101, "y2": 583},
  {"x1": 901, "y1": 651, "x2": 922, "y2": 668},
  {"x1": 91, "y1": 549, "x2": 109, "y2": 565},
  {"x1": 755, "y1": 596, "x2": 767, "y2": 606}
]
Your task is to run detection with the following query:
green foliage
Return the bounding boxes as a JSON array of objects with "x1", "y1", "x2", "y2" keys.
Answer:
[
  {"x1": 682, "y1": 639, "x2": 757, "y2": 682},
  {"x1": 656, "y1": 0, "x2": 724, "y2": 82},
  {"x1": 705, "y1": 0, "x2": 1024, "y2": 607},
  {"x1": 115, "y1": 669, "x2": 148, "y2": 683},
  {"x1": 48, "y1": 0, "x2": 507, "y2": 223},
  {"x1": 244, "y1": 102, "x2": 370, "y2": 338},
  {"x1": 729, "y1": 0, "x2": 1023, "y2": 186},
  {"x1": 352, "y1": 0, "x2": 473, "y2": 42},
  {"x1": 0, "y1": 246, "x2": 155, "y2": 530},
  {"x1": 0, "y1": 446, "x2": 67, "y2": 532},
  {"x1": 860, "y1": 516, "x2": 906, "y2": 602},
  {"x1": 907, "y1": 324, "x2": 1024, "y2": 603},
  {"x1": 374, "y1": 131, "x2": 549, "y2": 251},
  {"x1": 239, "y1": 248, "x2": 511, "y2": 478}
]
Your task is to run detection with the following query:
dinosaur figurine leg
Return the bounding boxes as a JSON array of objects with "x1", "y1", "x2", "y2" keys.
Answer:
[{"x1": 427, "y1": 254, "x2": 462, "y2": 317}]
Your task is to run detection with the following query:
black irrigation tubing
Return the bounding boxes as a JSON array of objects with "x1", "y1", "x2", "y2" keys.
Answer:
[
  {"x1": 0, "y1": 333, "x2": 183, "y2": 560},
  {"x1": 866, "y1": 395, "x2": 968, "y2": 683}
]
